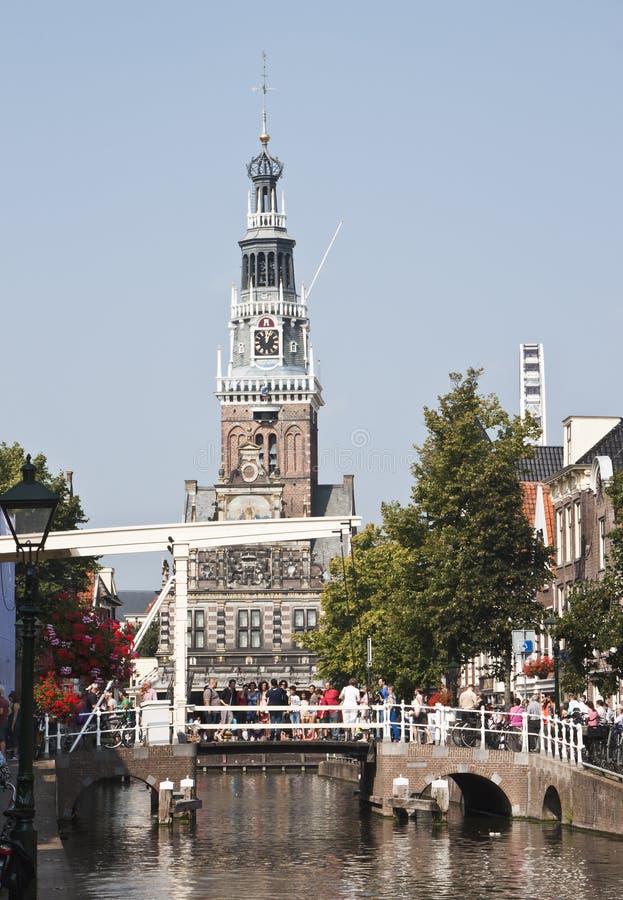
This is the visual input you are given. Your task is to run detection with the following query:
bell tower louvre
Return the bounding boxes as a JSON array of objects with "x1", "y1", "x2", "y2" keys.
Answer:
[{"x1": 174, "y1": 64, "x2": 355, "y2": 689}]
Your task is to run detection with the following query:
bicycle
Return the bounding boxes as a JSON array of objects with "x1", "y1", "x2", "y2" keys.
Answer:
[
  {"x1": 102, "y1": 713, "x2": 143, "y2": 748},
  {"x1": 0, "y1": 755, "x2": 35, "y2": 894},
  {"x1": 450, "y1": 713, "x2": 481, "y2": 748}
]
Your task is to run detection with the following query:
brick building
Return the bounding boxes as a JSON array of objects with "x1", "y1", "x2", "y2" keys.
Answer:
[
  {"x1": 546, "y1": 416, "x2": 623, "y2": 612},
  {"x1": 161, "y1": 106, "x2": 354, "y2": 691}
]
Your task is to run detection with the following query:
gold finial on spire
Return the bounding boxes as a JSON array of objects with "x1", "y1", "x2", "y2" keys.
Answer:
[{"x1": 253, "y1": 51, "x2": 272, "y2": 146}]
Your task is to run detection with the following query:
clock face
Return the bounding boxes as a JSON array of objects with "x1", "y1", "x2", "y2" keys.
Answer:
[{"x1": 254, "y1": 328, "x2": 279, "y2": 357}]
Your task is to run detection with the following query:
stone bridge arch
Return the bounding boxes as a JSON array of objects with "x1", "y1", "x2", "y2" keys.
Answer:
[
  {"x1": 420, "y1": 771, "x2": 513, "y2": 817},
  {"x1": 55, "y1": 744, "x2": 197, "y2": 821}
]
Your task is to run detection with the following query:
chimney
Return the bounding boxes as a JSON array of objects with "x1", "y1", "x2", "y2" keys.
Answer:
[{"x1": 65, "y1": 470, "x2": 74, "y2": 497}]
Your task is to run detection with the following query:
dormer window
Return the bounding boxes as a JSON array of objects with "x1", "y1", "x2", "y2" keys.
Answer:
[
  {"x1": 238, "y1": 342, "x2": 245, "y2": 354},
  {"x1": 290, "y1": 341, "x2": 298, "y2": 353}
]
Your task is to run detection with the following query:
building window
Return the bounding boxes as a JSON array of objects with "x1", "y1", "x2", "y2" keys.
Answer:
[
  {"x1": 565, "y1": 506, "x2": 573, "y2": 564},
  {"x1": 574, "y1": 501, "x2": 582, "y2": 560},
  {"x1": 290, "y1": 341, "x2": 298, "y2": 353},
  {"x1": 187, "y1": 609, "x2": 205, "y2": 650},
  {"x1": 556, "y1": 509, "x2": 564, "y2": 566},
  {"x1": 268, "y1": 434, "x2": 277, "y2": 473},
  {"x1": 238, "y1": 342, "x2": 245, "y2": 354},
  {"x1": 556, "y1": 584, "x2": 565, "y2": 615},
  {"x1": 292, "y1": 608, "x2": 318, "y2": 633},
  {"x1": 238, "y1": 609, "x2": 261, "y2": 648},
  {"x1": 599, "y1": 518, "x2": 606, "y2": 570}
]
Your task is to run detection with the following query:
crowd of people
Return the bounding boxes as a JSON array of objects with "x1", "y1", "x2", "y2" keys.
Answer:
[{"x1": 196, "y1": 676, "x2": 381, "y2": 742}]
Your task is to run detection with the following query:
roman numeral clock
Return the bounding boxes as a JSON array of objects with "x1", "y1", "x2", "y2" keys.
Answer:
[{"x1": 254, "y1": 316, "x2": 279, "y2": 360}]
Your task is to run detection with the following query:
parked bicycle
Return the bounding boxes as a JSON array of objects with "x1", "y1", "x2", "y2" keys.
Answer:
[
  {"x1": 102, "y1": 713, "x2": 142, "y2": 749},
  {"x1": 0, "y1": 754, "x2": 35, "y2": 895}
]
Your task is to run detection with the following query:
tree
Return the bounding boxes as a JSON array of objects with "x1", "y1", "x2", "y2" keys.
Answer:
[
  {"x1": 397, "y1": 369, "x2": 552, "y2": 689},
  {"x1": 138, "y1": 618, "x2": 160, "y2": 657},
  {"x1": 0, "y1": 442, "x2": 96, "y2": 619},
  {"x1": 306, "y1": 369, "x2": 553, "y2": 699},
  {"x1": 556, "y1": 470, "x2": 623, "y2": 696}
]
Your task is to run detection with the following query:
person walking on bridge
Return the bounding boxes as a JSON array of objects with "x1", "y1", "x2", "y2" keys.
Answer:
[
  {"x1": 339, "y1": 678, "x2": 360, "y2": 741},
  {"x1": 266, "y1": 678, "x2": 287, "y2": 740}
]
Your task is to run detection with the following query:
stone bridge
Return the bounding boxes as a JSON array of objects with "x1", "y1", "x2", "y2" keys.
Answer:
[
  {"x1": 54, "y1": 743, "x2": 198, "y2": 821},
  {"x1": 371, "y1": 742, "x2": 623, "y2": 835}
]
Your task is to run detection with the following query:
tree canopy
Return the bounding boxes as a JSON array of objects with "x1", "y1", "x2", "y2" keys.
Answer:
[
  {"x1": 0, "y1": 442, "x2": 96, "y2": 617},
  {"x1": 304, "y1": 369, "x2": 553, "y2": 698}
]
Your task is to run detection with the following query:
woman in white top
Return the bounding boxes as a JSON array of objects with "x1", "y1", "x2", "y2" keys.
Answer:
[{"x1": 339, "y1": 678, "x2": 360, "y2": 740}]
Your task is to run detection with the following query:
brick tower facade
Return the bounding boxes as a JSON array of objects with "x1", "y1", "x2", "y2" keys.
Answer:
[{"x1": 169, "y1": 98, "x2": 354, "y2": 693}]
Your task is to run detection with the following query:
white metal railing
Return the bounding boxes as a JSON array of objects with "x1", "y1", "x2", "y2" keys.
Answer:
[{"x1": 43, "y1": 700, "x2": 585, "y2": 768}]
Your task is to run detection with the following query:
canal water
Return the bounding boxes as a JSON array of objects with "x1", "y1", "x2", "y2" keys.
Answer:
[{"x1": 64, "y1": 771, "x2": 623, "y2": 899}]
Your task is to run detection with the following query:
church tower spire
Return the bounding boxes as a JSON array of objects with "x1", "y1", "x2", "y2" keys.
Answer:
[{"x1": 216, "y1": 57, "x2": 323, "y2": 516}]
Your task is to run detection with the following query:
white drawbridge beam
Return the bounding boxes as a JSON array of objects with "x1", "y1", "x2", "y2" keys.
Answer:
[{"x1": 0, "y1": 514, "x2": 360, "y2": 732}]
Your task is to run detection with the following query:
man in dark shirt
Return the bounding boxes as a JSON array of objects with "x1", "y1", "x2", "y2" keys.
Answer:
[
  {"x1": 266, "y1": 678, "x2": 286, "y2": 740},
  {"x1": 221, "y1": 679, "x2": 239, "y2": 726}
]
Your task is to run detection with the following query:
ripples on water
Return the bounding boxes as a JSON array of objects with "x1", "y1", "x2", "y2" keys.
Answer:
[{"x1": 64, "y1": 771, "x2": 623, "y2": 900}]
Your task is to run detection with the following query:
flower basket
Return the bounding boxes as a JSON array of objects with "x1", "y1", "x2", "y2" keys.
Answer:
[{"x1": 522, "y1": 656, "x2": 554, "y2": 679}]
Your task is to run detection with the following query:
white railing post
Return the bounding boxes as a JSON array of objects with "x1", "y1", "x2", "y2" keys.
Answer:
[
  {"x1": 43, "y1": 713, "x2": 50, "y2": 759},
  {"x1": 560, "y1": 716, "x2": 568, "y2": 762},
  {"x1": 400, "y1": 701, "x2": 406, "y2": 744},
  {"x1": 95, "y1": 708, "x2": 102, "y2": 748},
  {"x1": 538, "y1": 714, "x2": 545, "y2": 756},
  {"x1": 521, "y1": 710, "x2": 529, "y2": 753},
  {"x1": 383, "y1": 701, "x2": 390, "y2": 742},
  {"x1": 575, "y1": 722, "x2": 584, "y2": 766},
  {"x1": 480, "y1": 706, "x2": 486, "y2": 747}
]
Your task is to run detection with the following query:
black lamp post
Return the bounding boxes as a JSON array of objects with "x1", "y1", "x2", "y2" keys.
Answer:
[
  {"x1": 544, "y1": 612, "x2": 561, "y2": 715},
  {"x1": 447, "y1": 656, "x2": 460, "y2": 706},
  {"x1": 0, "y1": 455, "x2": 58, "y2": 900}
]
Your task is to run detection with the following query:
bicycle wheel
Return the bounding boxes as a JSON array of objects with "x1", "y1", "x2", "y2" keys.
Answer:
[
  {"x1": 122, "y1": 728, "x2": 136, "y2": 748},
  {"x1": 462, "y1": 722, "x2": 479, "y2": 748},
  {"x1": 103, "y1": 730, "x2": 122, "y2": 749},
  {"x1": 451, "y1": 724, "x2": 465, "y2": 747}
]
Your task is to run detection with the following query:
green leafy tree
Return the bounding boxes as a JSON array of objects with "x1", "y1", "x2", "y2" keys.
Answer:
[
  {"x1": 556, "y1": 470, "x2": 623, "y2": 696},
  {"x1": 306, "y1": 370, "x2": 553, "y2": 700},
  {"x1": 0, "y1": 441, "x2": 96, "y2": 620},
  {"x1": 138, "y1": 618, "x2": 160, "y2": 657}
]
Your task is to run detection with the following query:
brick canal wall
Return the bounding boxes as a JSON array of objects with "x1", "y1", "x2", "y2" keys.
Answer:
[
  {"x1": 55, "y1": 744, "x2": 198, "y2": 821},
  {"x1": 370, "y1": 743, "x2": 623, "y2": 834}
]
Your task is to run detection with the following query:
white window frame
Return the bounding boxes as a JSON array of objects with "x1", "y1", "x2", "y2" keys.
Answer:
[{"x1": 574, "y1": 501, "x2": 582, "y2": 560}]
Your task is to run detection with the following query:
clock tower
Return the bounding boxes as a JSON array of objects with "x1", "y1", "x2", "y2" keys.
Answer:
[{"x1": 176, "y1": 85, "x2": 354, "y2": 689}]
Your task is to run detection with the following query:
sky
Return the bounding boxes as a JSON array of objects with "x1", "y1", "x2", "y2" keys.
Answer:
[{"x1": 1, "y1": 2, "x2": 622, "y2": 590}]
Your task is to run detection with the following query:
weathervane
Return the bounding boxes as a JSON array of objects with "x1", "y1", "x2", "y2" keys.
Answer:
[{"x1": 252, "y1": 51, "x2": 273, "y2": 145}]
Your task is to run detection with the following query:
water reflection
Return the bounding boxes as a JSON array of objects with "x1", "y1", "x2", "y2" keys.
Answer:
[{"x1": 64, "y1": 772, "x2": 623, "y2": 899}]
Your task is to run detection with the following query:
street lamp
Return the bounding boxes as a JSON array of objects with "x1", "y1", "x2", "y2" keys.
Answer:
[
  {"x1": 543, "y1": 612, "x2": 561, "y2": 715},
  {"x1": 0, "y1": 455, "x2": 58, "y2": 900},
  {"x1": 447, "y1": 656, "x2": 460, "y2": 706}
]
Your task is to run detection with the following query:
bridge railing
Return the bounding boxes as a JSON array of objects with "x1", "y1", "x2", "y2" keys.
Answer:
[{"x1": 39, "y1": 701, "x2": 585, "y2": 767}]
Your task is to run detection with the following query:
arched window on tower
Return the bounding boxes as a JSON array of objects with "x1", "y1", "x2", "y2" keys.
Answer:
[
  {"x1": 262, "y1": 186, "x2": 270, "y2": 212},
  {"x1": 227, "y1": 428, "x2": 245, "y2": 475},
  {"x1": 285, "y1": 428, "x2": 302, "y2": 474},
  {"x1": 285, "y1": 254, "x2": 291, "y2": 288},
  {"x1": 277, "y1": 252, "x2": 283, "y2": 287},
  {"x1": 242, "y1": 255, "x2": 249, "y2": 290},
  {"x1": 249, "y1": 254, "x2": 256, "y2": 286},
  {"x1": 268, "y1": 434, "x2": 277, "y2": 474},
  {"x1": 255, "y1": 432, "x2": 264, "y2": 462},
  {"x1": 257, "y1": 252, "x2": 266, "y2": 287},
  {"x1": 267, "y1": 252, "x2": 275, "y2": 287}
]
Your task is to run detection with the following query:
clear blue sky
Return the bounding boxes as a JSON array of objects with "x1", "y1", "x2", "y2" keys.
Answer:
[{"x1": 2, "y1": 3, "x2": 622, "y2": 589}]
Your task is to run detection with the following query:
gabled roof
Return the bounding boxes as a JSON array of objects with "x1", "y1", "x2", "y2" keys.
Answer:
[
  {"x1": 517, "y1": 446, "x2": 563, "y2": 482},
  {"x1": 576, "y1": 419, "x2": 623, "y2": 471}
]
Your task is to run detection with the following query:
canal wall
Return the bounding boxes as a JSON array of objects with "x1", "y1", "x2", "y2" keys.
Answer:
[
  {"x1": 370, "y1": 743, "x2": 623, "y2": 835},
  {"x1": 55, "y1": 743, "x2": 198, "y2": 821}
]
